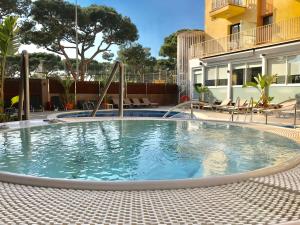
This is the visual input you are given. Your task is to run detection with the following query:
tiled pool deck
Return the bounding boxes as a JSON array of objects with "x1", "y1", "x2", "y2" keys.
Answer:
[{"x1": 0, "y1": 110, "x2": 300, "y2": 224}]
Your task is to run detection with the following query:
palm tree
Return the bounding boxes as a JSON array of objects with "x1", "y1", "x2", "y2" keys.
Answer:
[
  {"x1": 243, "y1": 74, "x2": 277, "y2": 108},
  {"x1": 0, "y1": 16, "x2": 19, "y2": 113},
  {"x1": 56, "y1": 75, "x2": 75, "y2": 109},
  {"x1": 194, "y1": 83, "x2": 209, "y2": 102}
]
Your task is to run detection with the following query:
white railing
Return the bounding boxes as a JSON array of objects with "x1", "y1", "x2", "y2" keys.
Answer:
[
  {"x1": 211, "y1": 0, "x2": 244, "y2": 11},
  {"x1": 190, "y1": 16, "x2": 300, "y2": 58}
]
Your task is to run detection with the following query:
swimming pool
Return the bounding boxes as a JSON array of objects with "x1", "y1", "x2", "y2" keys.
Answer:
[
  {"x1": 57, "y1": 110, "x2": 182, "y2": 118},
  {"x1": 0, "y1": 120, "x2": 299, "y2": 182}
]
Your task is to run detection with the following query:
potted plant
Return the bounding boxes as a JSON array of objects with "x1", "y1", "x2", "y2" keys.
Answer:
[
  {"x1": 56, "y1": 75, "x2": 75, "y2": 110},
  {"x1": 243, "y1": 74, "x2": 277, "y2": 108},
  {"x1": 194, "y1": 83, "x2": 209, "y2": 102},
  {"x1": 101, "y1": 95, "x2": 109, "y2": 109}
]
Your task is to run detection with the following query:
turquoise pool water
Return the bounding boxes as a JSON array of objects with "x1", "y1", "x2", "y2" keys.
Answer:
[{"x1": 0, "y1": 120, "x2": 299, "y2": 181}]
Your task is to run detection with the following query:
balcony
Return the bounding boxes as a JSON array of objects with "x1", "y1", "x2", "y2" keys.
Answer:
[
  {"x1": 190, "y1": 17, "x2": 300, "y2": 59},
  {"x1": 210, "y1": 0, "x2": 246, "y2": 19}
]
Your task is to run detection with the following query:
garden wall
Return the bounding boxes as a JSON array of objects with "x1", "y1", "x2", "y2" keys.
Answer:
[{"x1": 4, "y1": 78, "x2": 178, "y2": 107}]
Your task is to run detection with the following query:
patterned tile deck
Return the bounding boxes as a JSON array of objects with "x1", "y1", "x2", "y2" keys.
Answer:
[{"x1": 0, "y1": 124, "x2": 300, "y2": 225}]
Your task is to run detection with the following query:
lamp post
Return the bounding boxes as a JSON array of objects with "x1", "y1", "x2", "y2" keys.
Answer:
[{"x1": 74, "y1": 0, "x2": 79, "y2": 106}]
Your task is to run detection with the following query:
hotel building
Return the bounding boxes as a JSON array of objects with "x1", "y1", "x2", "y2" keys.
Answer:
[{"x1": 178, "y1": 0, "x2": 300, "y2": 103}]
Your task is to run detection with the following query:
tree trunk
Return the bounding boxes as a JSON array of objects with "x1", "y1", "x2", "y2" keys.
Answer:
[
  {"x1": 0, "y1": 57, "x2": 6, "y2": 113},
  {"x1": 64, "y1": 59, "x2": 77, "y2": 80},
  {"x1": 201, "y1": 92, "x2": 205, "y2": 102},
  {"x1": 79, "y1": 62, "x2": 86, "y2": 81}
]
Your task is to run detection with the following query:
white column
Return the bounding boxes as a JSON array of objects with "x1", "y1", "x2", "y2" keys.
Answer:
[
  {"x1": 202, "y1": 66, "x2": 206, "y2": 86},
  {"x1": 261, "y1": 54, "x2": 267, "y2": 75},
  {"x1": 261, "y1": 54, "x2": 269, "y2": 96},
  {"x1": 227, "y1": 63, "x2": 233, "y2": 100},
  {"x1": 188, "y1": 62, "x2": 192, "y2": 100}
]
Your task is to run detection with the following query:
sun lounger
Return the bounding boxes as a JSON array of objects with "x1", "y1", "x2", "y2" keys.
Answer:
[
  {"x1": 131, "y1": 98, "x2": 148, "y2": 108},
  {"x1": 258, "y1": 100, "x2": 297, "y2": 124},
  {"x1": 223, "y1": 98, "x2": 248, "y2": 113},
  {"x1": 112, "y1": 97, "x2": 130, "y2": 109},
  {"x1": 124, "y1": 98, "x2": 133, "y2": 108},
  {"x1": 142, "y1": 98, "x2": 159, "y2": 108},
  {"x1": 261, "y1": 100, "x2": 297, "y2": 117},
  {"x1": 203, "y1": 99, "x2": 231, "y2": 111}
]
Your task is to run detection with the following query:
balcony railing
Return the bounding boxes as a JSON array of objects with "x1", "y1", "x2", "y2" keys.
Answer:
[
  {"x1": 211, "y1": 0, "x2": 244, "y2": 11},
  {"x1": 190, "y1": 16, "x2": 300, "y2": 59}
]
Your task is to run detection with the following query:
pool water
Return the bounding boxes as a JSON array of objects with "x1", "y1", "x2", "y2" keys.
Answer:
[{"x1": 0, "y1": 120, "x2": 299, "y2": 181}]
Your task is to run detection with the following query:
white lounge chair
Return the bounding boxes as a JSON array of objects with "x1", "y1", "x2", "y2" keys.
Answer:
[
  {"x1": 142, "y1": 98, "x2": 159, "y2": 108},
  {"x1": 224, "y1": 98, "x2": 248, "y2": 113},
  {"x1": 112, "y1": 97, "x2": 130, "y2": 108},
  {"x1": 258, "y1": 100, "x2": 297, "y2": 125},
  {"x1": 203, "y1": 99, "x2": 231, "y2": 111},
  {"x1": 131, "y1": 98, "x2": 148, "y2": 108}
]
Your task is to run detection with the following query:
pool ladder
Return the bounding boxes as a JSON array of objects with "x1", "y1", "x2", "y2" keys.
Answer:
[{"x1": 229, "y1": 97, "x2": 254, "y2": 123}]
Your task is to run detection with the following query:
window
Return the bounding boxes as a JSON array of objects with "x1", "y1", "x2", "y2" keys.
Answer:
[
  {"x1": 193, "y1": 68, "x2": 203, "y2": 99},
  {"x1": 217, "y1": 66, "x2": 228, "y2": 86},
  {"x1": 230, "y1": 23, "x2": 241, "y2": 49},
  {"x1": 205, "y1": 67, "x2": 216, "y2": 86},
  {"x1": 193, "y1": 69, "x2": 203, "y2": 85},
  {"x1": 263, "y1": 15, "x2": 273, "y2": 26},
  {"x1": 232, "y1": 0, "x2": 243, "y2": 5},
  {"x1": 230, "y1": 23, "x2": 240, "y2": 35},
  {"x1": 232, "y1": 64, "x2": 245, "y2": 85},
  {"x1": 288, "y1": 55, "x2": 300, "y2": 84},
  {"x1": 247, "y1": 63, "x2": 262, "y2": 82},
  {"x1": 268, "y1": 57, "x2": 286, "y2": 84}
]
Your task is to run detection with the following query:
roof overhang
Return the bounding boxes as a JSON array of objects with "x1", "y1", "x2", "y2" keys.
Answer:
[{"x1": 195, "y1": 40, "x2": 300, "y2": 65}]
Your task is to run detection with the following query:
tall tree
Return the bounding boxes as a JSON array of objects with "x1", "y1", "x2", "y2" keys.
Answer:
[
  {"x1": 22, "y1": 0, "x2": 138, "y2": 81},
  {"x1": 6, "y1": 53, "x2": 63, "y2": 78},
  {"x1": 86, "y1": 60, "x2": 113, "y2": 80},
  {"x1": 118, "y1": 43, "x2": 155, "y2": 77},
  {"x1": 159, "y1": 32, "x2": 178, "y2": 61},
  {"x1": 159, "y1": 29, "x2": 198, "y2": 70},
  {"x1": 0, "y1": 16, "x2": 19, "y2": 113},
  {"x1": 0, "y1": 0, "x2": 31, "y2": 20}
]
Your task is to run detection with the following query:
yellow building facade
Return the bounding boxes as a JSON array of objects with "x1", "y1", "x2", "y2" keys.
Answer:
[
  {"x1": 205, "y1": 0, "x2": 300, "y2": 40},
  {"x1": 181, "y1": 0, "x2": 300, "y2": 103}
]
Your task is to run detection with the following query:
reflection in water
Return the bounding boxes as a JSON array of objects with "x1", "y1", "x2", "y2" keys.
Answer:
[
  {"x1": 0, "y1": 120, "x2": 299, "y2": 181},
  {"x1": 203, "y1": 150, "x2": 228, "y2": 176}
]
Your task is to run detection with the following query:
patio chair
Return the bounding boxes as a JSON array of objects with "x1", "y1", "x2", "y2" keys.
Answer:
[
  {"x1": 51, "y1": 96, "x2": 65, "y2": 111},
  {"x1": 142, "y1": 98, "x2": 159, "y2": 108},
  {"x1": 124, "y1": 98, "x2": 133, "y2": 108},
  {"x1": 257, "y1": 99, "x2": 297, "y2": 125},
  {"x1": 223, "y1": 98, "x2": 248, "y2": 113},
  {"x1": 262, "y1": 100, "x2": 297, "y2": 118},
  {"x1": 30, "y1": 95, "x2": 44, "y2": 112},
  {"x1": 112, "y1": 97, "x2": 130, "y2": 109},
  {"x1": 203, "y1": 99, "x2": 231, "y2": 111},
  {"x1": 82, "y1": 101, "x2": 95, "y2": 110},
  {"x1": 131, "y1": 98, "x2": 148, "y2": 108}
]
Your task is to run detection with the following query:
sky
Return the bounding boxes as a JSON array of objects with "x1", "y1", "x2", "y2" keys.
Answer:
[{"x1": 20, "y1": 0, "x2": 205, "y2": 60}]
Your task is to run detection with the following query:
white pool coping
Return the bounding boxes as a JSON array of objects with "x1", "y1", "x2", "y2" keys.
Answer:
[{"x1": 0, "y1": 114, "x2": 300, "y2": 191}]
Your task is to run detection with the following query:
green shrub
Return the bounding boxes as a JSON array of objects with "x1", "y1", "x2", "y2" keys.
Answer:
[{"x1": 0, "y1": 114, "x2": 10, "y2": 123}]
